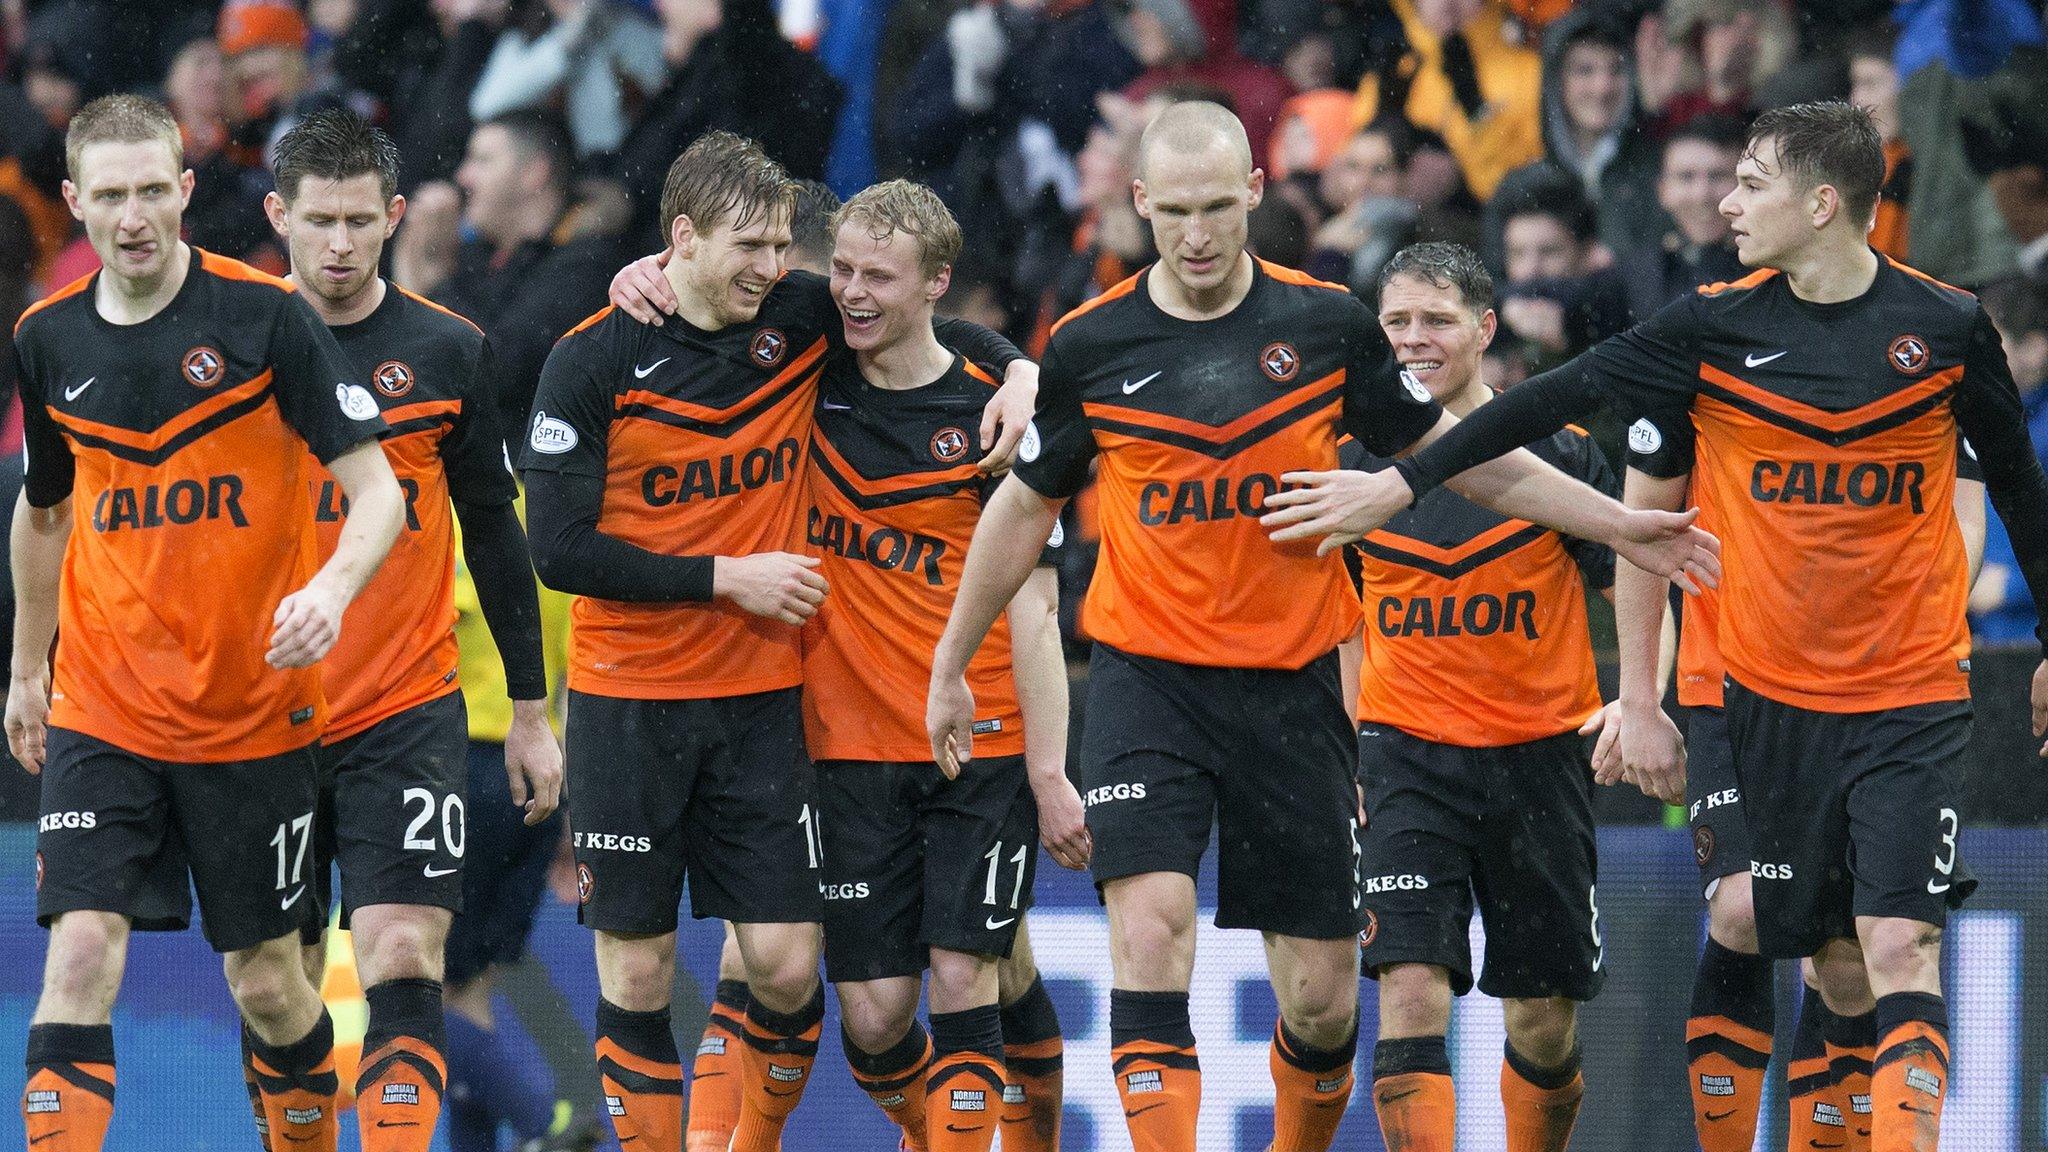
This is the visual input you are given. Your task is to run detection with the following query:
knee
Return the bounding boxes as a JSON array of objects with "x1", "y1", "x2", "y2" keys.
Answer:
[
  {"x1": 836, "y1": 990, "x2": 913, "y2": 1055},
  {"x1": 1111, "y1": 908, "x2": 1191, "y2": 977},
  {"x1": 742, "y1": 937, "x2": 821, "y2": 1008},
  {"x1": 1860, "y1": 920, "x2": 1942, "y2": 987},
  {"x1": 357, "y1": 916, "x2": 447, "y2": 985},
  {"x1": 1504, "y1": 998, "x2": 1577, "y2": 1066},
  {"x1": 1376, "y1": 964, "x2": 1451, "y2": 1038},
  {"x1": 41, "y1": 913, "x2": 126, "y2": 1013},
  {"x1": 1707, "y1": 878, "x2": 1759, "y2": 954},
  {"x1": 928, "y1": 949, "x2": 991, "y2": 1001},
  {"x1": 596, "y1": 936, "x2": 676, "y2": 1011},
  {"x1": 227, "y1": 942, "x2": 312, "y2": 1025}
]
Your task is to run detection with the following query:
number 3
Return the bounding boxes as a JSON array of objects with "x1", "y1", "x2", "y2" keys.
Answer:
[{"x1": 1932, "y1": 807, "x2": 1958, "y2": 876}]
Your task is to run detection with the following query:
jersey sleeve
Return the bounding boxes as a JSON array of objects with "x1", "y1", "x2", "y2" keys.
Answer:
[
  {"x1": 272, "y1": 292, "x2": 387, "y2": 462},
  {"x1": 14, "y1": 341, "x2": 72, "y2": 508},
  {"x1": 444, "y1": 337, "x2": 520, "y2": 507},
  {"x1": 1562, "y1": 431, "x2": 1619, "y2": 590},
  {"x1": 1397, "y1": 294, "x2": 1702, "y2": 496},
  {"x1": 1951, "y1": 307, "x2": 2048, "y2": 657},
  {"x1": 934, "y1": 316, "x2": 1024, "y2": 373},
  {"x1": 1011, "y1": 336, "x2": 1095, "y2": 500},
  {"x1": 517, "y1": 326, "x2": 617, "y2": 479},
  {"x1": 1623, "y1": 404, "x2": 1698, "y2": 480},
  {"x1": 1337, "y1": 298, "x2": 1443, "y2": 456}
]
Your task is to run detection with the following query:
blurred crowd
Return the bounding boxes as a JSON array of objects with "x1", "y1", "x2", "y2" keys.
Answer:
[{"x1": 0, "y1": 0, "x2": 2046, "y2": 641}]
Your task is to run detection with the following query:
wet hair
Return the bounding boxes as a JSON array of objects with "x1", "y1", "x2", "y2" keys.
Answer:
[
  {"x1": 1745, "y1": 100, "x2": 1885, "y2": 226},
  {"x1": 834, "y1": 179, "x2": 962, "y2": 278},
  {"x1": 272, "y1": 108, "x2": 400, "y2": 202},
  {"x1": 658, "y1": 130, "x2": 795, "y2": 244},
  {"x1": 1379, "y1": 241, "x2": 1495, "y2": 314},
  {"x1": 65, "y1": 94, "x2": 181, "y2": 184}
]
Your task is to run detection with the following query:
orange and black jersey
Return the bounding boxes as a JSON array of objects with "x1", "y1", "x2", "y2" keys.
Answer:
[
  {"x1": 312, "y1": 284, "x2": 525, "y2": 741},
  {"x1": 801, "y1": 354, "x2": 1061, "y2": 763},
  {"x1": 1343, "y1": 424, "x2": 1614, "y2": 745},
  {"x1": 519, "y1": 269, "x2": 1021, "y2": 700},
  {"x1": 12, "y1": 247, "x2": 386, "y2": 761},
  {"x1": 1014, "y1": 259, "x2": 1441, "y2": 670},
  {"x1": 1630, "y1": 416, "x2": 1985, "y2": 710},
  {"x1": 1401, "y1": 256, "x2": 2048, "y2": 712}
]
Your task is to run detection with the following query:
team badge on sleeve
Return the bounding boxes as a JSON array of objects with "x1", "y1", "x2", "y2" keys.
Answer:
[
  {"x1": 528, "y1": 410, "x2": 578, "y2": 454},
  {"x1": 337, "y1": 383, "x2": 380, "y2": 421},
  {"x1": 1628, "y1": 418, "x2": 1663, "y2": 455}
]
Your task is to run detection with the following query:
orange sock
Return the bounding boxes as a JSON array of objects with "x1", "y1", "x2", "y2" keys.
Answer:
[
  {"x1": 1270, "y1": 1018, "x2": 1356, "y2": 1152},
  {"x1": 355, "y1": 980, "x2": 446, "y2": 1152},
  {"x1": 926, "y1": 1007, "x2": 1007, "y2": 1152},
  {"x1": 1871, "y1": 994, "x2": 1948, "y2": 1152},
  {"x1": 595, "y1": 998, "x2": 684, "y2": 1151},
  {"x1": 241, "y1": 1029, "x2": 273, "y2": 1151},
  {"x1": 1830, "y1": 1019, "x2": 1876, "y2": 1151},
  {"x1": 998, "y1": 976, "x2": 1063, "y2": 1152},
  {"x1": 1371, "y1": 1035, "x2": 1455, "y2": 1152},
  {"x1": 23, "y1": 1023, "x2": 116, "y2": 1152},
  {"x1": 1109, "y1": 990, "x2": 1200, "y2": 1152},
  {"x1": 1788, "y1": 988, "x2": 1850, "y2": 1149},
  {"x1": 730, "y1": 986, "x2": 825, "y2": 1152},
  {"x1": 845, "y1": 1020, "x2": 932, "y2": 1150},
  {"x1": 1500, "y1": 1041, "x2": 1583, "y2": 1152},
  {"x1": 1688, "y1": 940, "x2": 1774, "y2": 1152},
  {"x1": 687, "y1": 980, "x2": 748, "y2": 1152},
  {"x1": 249, "y1": 1011, "x2": 341, "y2": 1152}
]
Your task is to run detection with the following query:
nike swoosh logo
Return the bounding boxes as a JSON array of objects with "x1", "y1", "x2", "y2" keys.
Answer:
[
  {"x1": 284, "y1": 1134, "x2": 318, "y2": 1144},
  {"x1": 280, "y1": 886, "x2": 306, "y2": 911},
  {"x1": 1928, "y1": 879, "x2": 1951, "y2": 894},
  {"x1": 1745, "y1": 351, "x2": 1788, "y2": 367},
  {"x1": 1809, "y1": 1142, "x2": 1845, "y2": 1149},
  {"x1": 1898, "y1": 1103, "x2": 1937, "y2": 1115},
  {"x1": 1124, "y1": 1104, "x2": 1165, "y2": 1118},
  {"x1": 375, "y1": 1120, "x2": 420, "y2": 1128},
  {"x1": 986, "y1": 915, "x2": 1017, "y2": 930},
  {"x1": 945, "y1": 1124, "x2": 985, "y2": 1133},
  {"x1": 64, "y1": 377, "x2": 94, "y2": 401},
  {"x1": 1705, "y1": 1110, "x2": 1736, "y2": 1121},
  {"x1": 693, "y1": 1071, "x2": 726, "y2": 1080},
  {"x1": 1378, "y1": 1088, "x2": 1419, "y2": 1104},
  {"x1": 633, "y1": 357, "x2": 670, "y2": 379},
  {"x1": 29, "y1": 1132, "x2": 61, "y2": 1145},
  {"x1": 822, "y1": 401, "x2": 853, "y2": 410},
  {"x1": 765, "y1": 1086, "x2": 800, "y2": 1097},
  {"x1": 423, "y1": 865, "x2": 458, "y2": 878},
  {"x1": 1121, "y1": 371, "x2": 1162, "y2": 394}
]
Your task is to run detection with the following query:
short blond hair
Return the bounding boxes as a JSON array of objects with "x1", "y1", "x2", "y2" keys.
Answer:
[
  {"x1": 835, "y1": 179, "x2": 961, "y2": 279},
  {"x1": 66, "y1": 95, "x2": 183, "y2": 184}
]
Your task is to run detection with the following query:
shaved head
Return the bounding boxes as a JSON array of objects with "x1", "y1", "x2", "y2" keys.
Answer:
[{"x1": 1137, "y1": 101, "x2": 1254, "y2": 182}]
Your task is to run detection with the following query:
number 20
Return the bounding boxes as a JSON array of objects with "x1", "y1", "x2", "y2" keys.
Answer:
[{"x1": 402, "y1": 788, "x2": 465, "y2": 857}]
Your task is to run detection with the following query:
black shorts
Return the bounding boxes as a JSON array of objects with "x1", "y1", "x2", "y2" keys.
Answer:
[
  {"x1": 1684, "y1": 705, "x2": 1750, "y2": 895},
  {"x1": 311, "y1": 692, "x2": 469, "y2": 932},
  {"x1": 1079, "y1": 644, "x2": 1365, "y2": 939},
  {"x1": 445, "y1": 738, "x2": 566, "y2": 986},
  {"x1": 565, "y1": 688, "x2": 823, "y2": 934},
  {"x1": 1723, "y1": 680, "x2": 1978, "y2": 959},
  {"x1": 36, "y1": 726, "x2": 321, "y2": 954},
  {"x1": 817, "y1": 755, "x2": 1038, "y2": 983},
  {"x1": 1356, "y1": 725, "x2": 1604, "y2": 1001}
]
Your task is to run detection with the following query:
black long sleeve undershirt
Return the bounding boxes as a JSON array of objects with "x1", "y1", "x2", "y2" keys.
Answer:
[
  {"x1": 1392, "y1": 361, "x2": 1605, "y2": 497},
  {"x1": 523, "y1": 468, "x2": 715, "y2": 603},
  {"x1": 1952, "y1": 313, "x2": 2048, "y2": 661},
  {"x1": 452, "y1": 498, "x2": 548, "y2": 701}
]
